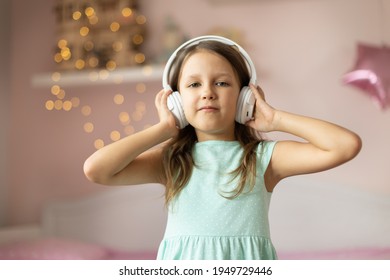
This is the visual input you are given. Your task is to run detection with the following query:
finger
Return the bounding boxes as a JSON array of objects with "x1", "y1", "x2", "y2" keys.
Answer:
[
  {"x1": 257, "y1": 85, "x2": 265, "y2": 101},
  {"x1": 250, "y1": 84, "x2": 265, "y2": 100},
  {"x1": 249, "y1": 84, "x2": 261, "y2": 99},
  {"x1": 155, "y1": 89, "x2": 165, "y2": 108},
  {"x1": 161, "y1": 89, "x2": 173, "y2": 108}
]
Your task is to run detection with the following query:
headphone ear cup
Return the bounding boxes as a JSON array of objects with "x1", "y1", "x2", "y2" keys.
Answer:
[
  {"x1": 235, "y1": 86, "x2": 256, "y2": 124},
  {"x1": 167, "y1": 91, "x2": 188, "y2": 129}
]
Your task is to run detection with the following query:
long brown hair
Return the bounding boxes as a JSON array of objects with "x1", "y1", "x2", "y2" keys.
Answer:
[{"x1": 162, "y1": 40, "x2": 264, "y2": 205}]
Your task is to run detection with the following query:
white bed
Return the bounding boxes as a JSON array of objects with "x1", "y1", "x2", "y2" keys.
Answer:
[
  {"x1": 0, "y1": 184, "x2": 166, "y2": 260},
  {"x1": 270, "y1": 177, "x2": 390, "y2": 259},
  {"x1": 1, "y1": 179, "x2": 389, "y2": 260}
]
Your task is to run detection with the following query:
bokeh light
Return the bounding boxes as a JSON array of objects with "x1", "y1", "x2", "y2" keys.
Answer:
[
  {"x1": 84, "y1": 122, "x2": 94, "y2": 133},
  {"x1": 94, "y1": 139, "x2": 105, "y2": 150},
  {"x1": 110, "y1": 130, "x2": 121, "y2": 141},
  {"x1": 81, "y1": 105, "x2": 92, "y2": 116},
  {"x1": 114, "y1": 94, "x2": 124, "y2": 105}
]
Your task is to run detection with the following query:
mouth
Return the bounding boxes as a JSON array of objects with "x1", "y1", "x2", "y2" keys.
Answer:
[{"x1": 198, "y1": 106, "x2": 219, "y2": 112}]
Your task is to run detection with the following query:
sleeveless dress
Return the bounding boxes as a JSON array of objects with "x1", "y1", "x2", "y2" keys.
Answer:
[{"x1": 157, "y1": 140, "x2": 277, "y2": 260}]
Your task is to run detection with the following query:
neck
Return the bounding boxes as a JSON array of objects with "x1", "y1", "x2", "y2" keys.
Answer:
[{"x1": 195, "y1": 129, "x2": 236, "y2": 142}]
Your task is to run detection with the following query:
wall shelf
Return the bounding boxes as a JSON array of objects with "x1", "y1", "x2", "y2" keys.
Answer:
[
  {"x1": 206, "y1": 0, "x2": 260, "y2": 5},
  {"x1": 31, "y1": 65, "x2": 165, "y2": 88}
]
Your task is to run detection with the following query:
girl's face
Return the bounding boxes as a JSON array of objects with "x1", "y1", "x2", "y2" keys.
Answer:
[{"x1": 178, "y1": 50, "x2": 241, "y2": 141}]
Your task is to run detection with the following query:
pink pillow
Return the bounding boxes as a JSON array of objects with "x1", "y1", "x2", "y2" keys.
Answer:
[
  {"x1": 0, "y1": 238, "x2": 108, "y2": 260},
  {"x1": 278, "y1": 247, "x2": 390, "y2": 260},
  {"x1": 105, "y1": 249, "x2": 157, "y2": 260}
]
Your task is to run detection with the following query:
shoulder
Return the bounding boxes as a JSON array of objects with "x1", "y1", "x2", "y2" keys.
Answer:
[
  {"x1": 257, "y1": 140, "x2": 278, "y2": 192},
  {"x1": 256, "y1": 141, "x2": 277, "y2": 166},
  {"x1": 257, "y1": 140, "x2": 277, "y2": 153}
]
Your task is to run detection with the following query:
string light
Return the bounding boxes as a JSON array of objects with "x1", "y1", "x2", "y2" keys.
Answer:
[
  {"x1": 94, "y1": 139, "x2": 105, "y2": 149},
  {"x1": 81, "y1": 105, "x2": 92, "y2": 116},
  {"x1": 119, "y1": 112, "x2": 130, "y2": 125},
  {"x1": 89, "y1": 15, "x2": 98, "y2": 25},
  {"x1": 80, "y1": 26, "x2": 90, "y2": 37},
  {"x1": 51, "y1": 85, "x2": 61, "y2": 96},
  {"x1": 122, "y1": 8, "x2": 133, "y2": 17},
  {"x1": 75, "y1": 59, "x2": 86, "y2": 70},
  {"x1": 132, "y1": 34, "x2": 144, "y2": 45},
  {"x1": 51, "y1": 72, "x2": 61, "y2": 82},
  {"x1": 45, "y1": 100, "x2": 55, "y2": 111},
  {"x1": 54, "y1": 100, "x2": 63, "y2": 110},
  {"x1": 70, "y1": 97, "x2": 80, "y2": 107},
  {"x1": 84, "y1": 122, "x2": 94, "y2": 133},
  {"x1": 85, "y1": 7, "x2": 95, "y2": 17},
  {"x1": 63, "y1": 101, "x2": 73, "y2": 111},
  {"x1": 57, "y1": 89, "x2": 66, "y2": 100},
  {"x1": 106, "y1": 60, "x2": 117, "y2": 71},
  {"x1": 53, "y1": 1, "x2": 146, "y2": 71},
  {"x1": 110, "y1": 22, "x2": 120, "y2": 32},
  {"x1": 72, "y1": 11, "x2": 82, "y2": 20},
  {"x1": 134, "y1": 53, "x2": 145, "y2": 64},
  {"x1": 50, "y1": 0, "x2": 148, "y2": 150},
  {"x1": 110, "y1": 130, "x2": 121, "y2": 142},
  {"x1": 113, "y1": 94, "x2": 124, "y2": 105}
]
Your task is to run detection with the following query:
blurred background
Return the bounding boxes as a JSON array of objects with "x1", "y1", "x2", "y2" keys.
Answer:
[{"x1": 0, "y1": 0, "x2": 389, "y2": 258}]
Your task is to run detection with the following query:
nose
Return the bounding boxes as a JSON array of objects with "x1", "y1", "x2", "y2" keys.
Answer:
[{"x1": 201, "y1": 84, "x2": 216, "y2": 100}]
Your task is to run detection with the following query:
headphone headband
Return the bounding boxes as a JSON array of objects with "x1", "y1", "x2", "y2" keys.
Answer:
[{"x1": 162, "y1": 35, "x2": 257, "y2": 90}]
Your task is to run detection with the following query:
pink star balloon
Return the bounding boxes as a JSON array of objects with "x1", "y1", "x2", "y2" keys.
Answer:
[{"x1": 342, "y1": 43, "x2": 390, "y2": 109}]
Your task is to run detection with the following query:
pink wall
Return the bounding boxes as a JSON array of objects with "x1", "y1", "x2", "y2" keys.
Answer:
[
  {"x1": 0, "y1": 0, "x2": 11, "y2": 226},
  {"x1": 7, "y1": 0, "x2": 390, "y2": 225}
]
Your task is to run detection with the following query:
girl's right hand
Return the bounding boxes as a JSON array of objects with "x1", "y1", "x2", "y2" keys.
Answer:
[{"x1": 155, "y1": 89, "x2": 179, "y2": 138}]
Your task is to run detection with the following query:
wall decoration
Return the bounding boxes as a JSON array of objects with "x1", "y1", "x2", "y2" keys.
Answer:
[
  {"x1": 342, "y1": 0, "x2": 389, "y2": 110},
  {"x1": 342, "y1": 43, "x2": 390, "y2": 110},
  {"x1": 45, "y1": 0, "x2": 151, "y2": 150},
  {"x1": 53, "y1": 0, "x2": 147, "y2": 71}
]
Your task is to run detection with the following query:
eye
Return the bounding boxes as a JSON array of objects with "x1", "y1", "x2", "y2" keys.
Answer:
[
  {"x1": 188, "y1": 82, "x2": 201, "y2": 88},
  {"x1": 215, "y1": 81, "x2": 230, "y2": 87}
]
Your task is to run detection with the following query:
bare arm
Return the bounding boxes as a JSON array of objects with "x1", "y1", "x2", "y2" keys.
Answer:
[
  {"x1": 269, "y1": 111, "x2": 362, "y2": 180},
  {"x1": 83, "y1": 89, "x2": 178, "y2": 186},
  {"x1": 84, "y1": 123, "x2": 170, "y2": 185},
  {"x1": 246, "y1": 85, "x2": 362, "y2": 191}
]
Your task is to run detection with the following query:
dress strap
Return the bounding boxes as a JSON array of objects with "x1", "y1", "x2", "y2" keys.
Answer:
[{"x1": 257, "y1": 141, "x2": 277, "y2": 176}]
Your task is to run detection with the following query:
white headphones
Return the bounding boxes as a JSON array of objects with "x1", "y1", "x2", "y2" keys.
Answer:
[{"x1": 162, "y1": 35, "x2": 257, "y2": 129}]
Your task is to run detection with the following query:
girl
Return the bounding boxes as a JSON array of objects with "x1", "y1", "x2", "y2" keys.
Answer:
[{"x1": 83, "y1": 36, "x2": 362, "y2": 260}]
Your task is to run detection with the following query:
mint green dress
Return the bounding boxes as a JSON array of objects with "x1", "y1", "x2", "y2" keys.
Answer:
[{"x1": 157, "y1": 140, "x2": 277, "y2": 260}]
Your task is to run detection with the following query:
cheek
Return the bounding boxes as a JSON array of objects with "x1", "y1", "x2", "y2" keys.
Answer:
[{"x1": 224, "y1": 93, "x2": 239, "y2": 110}]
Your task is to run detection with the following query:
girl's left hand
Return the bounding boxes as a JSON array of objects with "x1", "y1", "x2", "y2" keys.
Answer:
[{"x1": 245, "y1": 84, "x2": 278, "y2": 132}]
